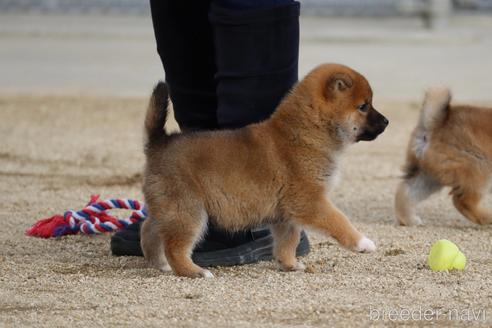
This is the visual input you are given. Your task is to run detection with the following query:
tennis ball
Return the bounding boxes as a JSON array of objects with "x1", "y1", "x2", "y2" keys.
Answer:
[{"x1": 428, "y1": 239, "x2": 466, "y2": 271}]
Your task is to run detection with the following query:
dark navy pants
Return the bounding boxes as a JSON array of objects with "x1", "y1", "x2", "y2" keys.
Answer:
[
  {"x1": 149, "y1": 0, "x2": 300, "y2": 245},
  {"x1": 149, "y1": 0, "x2": 300, "y2": 130}
]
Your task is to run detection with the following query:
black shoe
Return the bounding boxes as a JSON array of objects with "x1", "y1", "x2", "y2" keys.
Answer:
[{"x1": 110, "y1": 221, "x2": 310, "y2": 267}]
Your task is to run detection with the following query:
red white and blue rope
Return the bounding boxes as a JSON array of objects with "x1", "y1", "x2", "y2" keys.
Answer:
[{"x1": 26, "y1": 195, "x2": 147, "y2": 238}]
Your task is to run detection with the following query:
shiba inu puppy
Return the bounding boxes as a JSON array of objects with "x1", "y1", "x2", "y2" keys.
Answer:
[
  {"x1": 396, "y1": 86, "x2": 492, "y2": 226},
  {"x1": 141, "y1": 64, "x2": 388, "y2": 278}
]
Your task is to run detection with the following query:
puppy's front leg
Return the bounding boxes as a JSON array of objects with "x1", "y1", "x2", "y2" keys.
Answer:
[
  {"x1": 295, "y1": 199, "x2": 376, "y2": 253},
  {"x1": 270, "y1": 222, "x2": 305, "y2": 271}
]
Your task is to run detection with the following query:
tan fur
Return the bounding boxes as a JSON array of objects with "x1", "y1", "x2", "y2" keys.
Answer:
[
  {"x1": 141, "y1": 63, "x2": 388, "y2": 278},
  {"x1": 395, "y1": 86, "x2": 492, "y2": 226}
]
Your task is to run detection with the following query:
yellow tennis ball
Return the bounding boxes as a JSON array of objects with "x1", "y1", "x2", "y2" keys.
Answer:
[{"x1": 428, "y1": 239, "x2": 466, "y2": 271}]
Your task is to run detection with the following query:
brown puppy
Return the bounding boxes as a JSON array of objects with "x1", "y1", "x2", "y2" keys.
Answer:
[
  {"x1": 141, "y1": 63, "x2": 388, "y2": 278},
  {"x1": 395, "y1": 86, "x2": 492, "y2": 226}
]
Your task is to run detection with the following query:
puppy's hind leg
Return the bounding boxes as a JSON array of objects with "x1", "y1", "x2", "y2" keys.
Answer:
[
  {"x1": 452, "y1": 187, "x2": 492, "y2": 225},
  {"x1": 161, "y1": 205, "x2": 213, "y2": 278},
  {"x1": 140, "y1": 217, "x2": 171, "y2": 272},
  {"x1": 395, "y1": 173, "x2": 441, "y2": 226},
  {"x1": 270, "y1": 222, "x2": 304, "y2": 272}
]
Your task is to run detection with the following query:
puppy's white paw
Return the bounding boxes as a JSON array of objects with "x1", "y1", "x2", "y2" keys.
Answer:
[
  {"x1": 292, "y1": 261, "x2": 306, "y2": 271},
  {"x1": 159, "y1": 263, "x2": 172, "y2": 272},
  {"x1": 397, "y1": 215, "x2": 423, "y2": 226},
  {"x1": 409, "y1": 215, "x2": 423, "y2": 226},
  {"x1": 277, "y1": 260, "x2": 306, "y2": 272},
  {"x1": 200, "y1": 270, "x2": 214, "y2": 278},
  {"x1": 356, "y1": 236, "x2": 376, "y2": 253}
]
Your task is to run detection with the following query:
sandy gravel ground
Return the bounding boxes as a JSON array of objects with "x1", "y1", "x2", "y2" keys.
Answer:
[
  {"x1": 1, "y1": 94, "x2": 491, "y2": 327},
  {"x1": 2, "y1": 12, "x2": 492, "y2": 328}
]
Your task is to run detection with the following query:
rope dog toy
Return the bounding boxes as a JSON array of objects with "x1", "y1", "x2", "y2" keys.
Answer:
[{"x1": 26, "y1": 195, "x2": 147, "y2": 238}]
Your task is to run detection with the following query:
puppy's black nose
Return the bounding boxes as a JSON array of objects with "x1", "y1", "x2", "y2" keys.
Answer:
[{"x1": 382, "y1": 117, "x2": 389, "y2": 126}]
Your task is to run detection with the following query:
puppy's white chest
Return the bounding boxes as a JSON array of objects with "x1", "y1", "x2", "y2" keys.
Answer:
[{"x1": 324, "y1": 168, "x2": 341, "y2": 194}]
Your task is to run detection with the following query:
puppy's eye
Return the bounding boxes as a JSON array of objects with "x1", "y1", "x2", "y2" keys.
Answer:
[{"x1": 357, "y1": 103, "x2": 369, "y2": 113}]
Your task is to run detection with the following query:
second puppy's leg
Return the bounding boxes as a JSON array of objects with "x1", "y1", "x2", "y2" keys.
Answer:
[
  {"x1": 270, "y1": 222, "x2": 304, "y2": 271},
  {"x1": 395, "y1": 173, "x2": 441, "y2": 226}
]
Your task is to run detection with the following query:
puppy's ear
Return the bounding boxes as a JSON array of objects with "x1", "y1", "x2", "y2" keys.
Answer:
[{"x1": 325, "y1": 73, "x2": 353, "y2": 99}]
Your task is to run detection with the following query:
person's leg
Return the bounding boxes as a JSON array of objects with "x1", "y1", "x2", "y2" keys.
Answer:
[
  {"x1": 210, "y1": 0, "x2": 300, "y2": 128},
  {"x1": 152, "y1": 0, "x2": 300, "y2": 130},
  {"x1": 150, "y1": 0, "x2": 219, "y2": 131}
]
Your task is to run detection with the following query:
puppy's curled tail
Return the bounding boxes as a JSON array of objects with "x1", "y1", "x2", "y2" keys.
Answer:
[
  {"x1": 144, "y1": 81, "x2": 170, "y2": 151},
  {"x1": 418, "y1": 86, "x2": 451, "y2": 132}
]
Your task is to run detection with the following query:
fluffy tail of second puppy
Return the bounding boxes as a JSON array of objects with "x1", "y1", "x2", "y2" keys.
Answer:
[
  {"x1": 144, "y1": 81, "x2": 171, "y2": 152},
  {"x1": 417, "y1": 86, "x2": 452, "y2": 133}
]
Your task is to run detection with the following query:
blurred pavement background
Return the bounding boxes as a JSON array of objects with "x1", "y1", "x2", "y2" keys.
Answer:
[{"x1": 0, "y1": 0, "x2": 491, "y2": 101}]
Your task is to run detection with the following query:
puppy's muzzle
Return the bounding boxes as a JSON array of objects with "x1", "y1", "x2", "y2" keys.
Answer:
[{"x1": 357, "y1": 108, "x2": 389, "y2": 142}]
